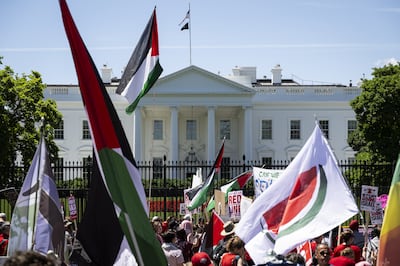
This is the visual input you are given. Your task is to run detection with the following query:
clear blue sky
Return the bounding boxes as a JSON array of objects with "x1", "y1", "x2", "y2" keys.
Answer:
[{"x1": 1, "y1": 0, "x2": 399, "y2": 86}]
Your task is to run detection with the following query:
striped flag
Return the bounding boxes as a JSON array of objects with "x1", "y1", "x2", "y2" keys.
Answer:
[
  {"x1": 59, "y1": 0, "x2": 167, "y2": 265},
  {"x1": 186, "y1": 140, "x2": 225, "y2": 211},
  {"x1": 206, "y1": 170, "x2": 253, "y2": 211},
  {"x1": 236, "y1": 124, "x2": 358, "y2": 264},
  {"x1": 200, "y1": 211, "x2": 224, "y2": 257},
  {"x1": 8, "y1": 136, "x2": 64, "y2": 260},
  {"x1": 116, "y1": 8, "x2": 163, "y2": 114},
  {"x1": 377, "y1": 154, "x2": 400, "y2": 265}
]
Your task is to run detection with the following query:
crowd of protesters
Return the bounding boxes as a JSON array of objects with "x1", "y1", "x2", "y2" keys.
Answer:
[
  {"x1": 0, "y1": 210, "x2": 381, "y2": 266},
  {"x1": 151, "y1": 214, "x2": 381, "y2": 266}
]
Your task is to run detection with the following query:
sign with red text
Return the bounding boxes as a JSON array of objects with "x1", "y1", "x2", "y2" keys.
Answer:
[
  {"x1": 68, "y1": 195, "x2": 78, "y2": 220},
  {"x1": 228, "y1": 190, "x2": 243, "y2": 219},
  {"x1": 360, "y1": 185, "x2": 378, "y2": 212},
  {"x1": 370, "y1": 200, "x2": 383, "y2": 225}
]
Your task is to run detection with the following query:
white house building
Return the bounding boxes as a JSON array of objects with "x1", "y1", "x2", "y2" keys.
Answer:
[{"x1": 45, "y1": 64, "x2": 360, "y2": 166}]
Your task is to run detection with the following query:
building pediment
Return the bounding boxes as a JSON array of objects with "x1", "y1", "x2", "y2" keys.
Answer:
[{"x1": 151, "y1": 65, "x2": 255, "y2": 95}]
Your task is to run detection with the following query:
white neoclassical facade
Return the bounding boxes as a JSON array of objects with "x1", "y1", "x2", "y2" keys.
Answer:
[{"x1": 45, "y1": 64, "x2": 360, "y2": 165}]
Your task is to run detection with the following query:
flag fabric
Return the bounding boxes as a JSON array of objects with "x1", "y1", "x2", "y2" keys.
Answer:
[
  {"x1": 180, "y1": 22, "x2": 189, "y2": 31},
  {"x1": 186, "y1": 140, "x2": 225, "y2": 211},
  {"x1": 8, "y1": 136, "x2": 64, "y2": 260},
  {"x1": 206, "y1": 170, "x2": 253, "y2": 212},
  {"x1": 179, "y1": 9, "x2": 190, "y2": 26},
  {"x1": 377, "y1": 154, "x2": 400, "y2": 265},
  {"x1": 116, "y1": 8, "x2": 163, "y2": 114},
  {"x1": 59, "y1": 1, "x2": 166, "y2": 265},
  {"x1": 297, "y1": 241, "x2": 313, "y2": 266},
  {"x1": 199, "y1": 211, "x2": 224, "y2": 257},
  {"x1": 235, "y1": 124, "x2": 358, "y2": 263}
]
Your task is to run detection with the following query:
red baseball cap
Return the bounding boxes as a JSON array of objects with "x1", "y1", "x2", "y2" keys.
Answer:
[{"x1": 191, "y1": 252, "x2": 213, "y2": 266}]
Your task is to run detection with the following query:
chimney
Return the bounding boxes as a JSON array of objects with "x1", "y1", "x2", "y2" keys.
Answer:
[
  {"x1": 271, "y1": 64, "x2": 282, "y2": 85},
  {"x1": 101, "y1": 64, "x2": 112, "y2": 83}
]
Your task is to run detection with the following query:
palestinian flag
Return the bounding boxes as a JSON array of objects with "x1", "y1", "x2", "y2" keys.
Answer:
[
  {"x1": 8, "y1": 136, "x2": 64, "y2": 261},
  {"x1": 116, "y1": 8, "x2": 163, "y2": 114},
  {"x1": 377, "y1": 154, "x2": 400, "y2": 265},
  {"x1": 200, "y1": 211, "x2": 224, "y2": 257},
  {"x1": 236, "y1": 124, "x2": 358, "y2": 264},
  {"x1": 186, "y1": 139, "x2": 225, "y2": 211},
  {"x1": 59, "y1": 1, "x2": 166, "y2": 265},
  {"x1": 206, "y1": 170, "x2": 253, "y2": 211}
]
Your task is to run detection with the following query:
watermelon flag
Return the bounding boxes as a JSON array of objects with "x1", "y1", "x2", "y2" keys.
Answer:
[
  {"x1": 377, "y1": 154, "x2": 400, "y2": 265},
  {"x1": 8, "y1": 136, "x2": 64, "y2": 261},
  {"x1": 206, "y1": 170, "x2": 253, "y2": 212},
  {"x1": 58, "y1": 1, "x2": 166, "y2": 265},
  {"x1": 235, "y1": 123, "x2": 358, "y2": 263},
  {"x1": 200, "y1": 211, "x2": 224, "y2": 257},
  {"x1": 116, "y1": 8, "x2": 163, "y2": 114},
  {"x1": 186, "y1": 139, "x2": 225, "y2": 211}
]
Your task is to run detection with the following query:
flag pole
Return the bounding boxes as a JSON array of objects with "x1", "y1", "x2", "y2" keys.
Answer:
[
  {"x1": 188, "y1": 3, "x2": 192, "y2": 65},
  {"x1": 31, "y1": 117, "x2": 45, "y2": 250}
]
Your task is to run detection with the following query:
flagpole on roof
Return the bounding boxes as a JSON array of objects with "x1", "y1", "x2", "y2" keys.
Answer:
[{"x1": 188, "y1": 3, "x2": 192, "y2": 65}]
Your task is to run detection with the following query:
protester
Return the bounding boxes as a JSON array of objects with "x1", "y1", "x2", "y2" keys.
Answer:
[
  {"x1": 180, "y1": 213, "x2": 193, "y2": 236},
  {"x1": 333, "y1": 229, "x2": 362, "y2": 263},
  {"x1": 0, "y1": 221, "x2": 10, "y2": 256},
  {"x1": 191, "y1": 251, "x2": 213, "y2": 266},
  {"x1": 285, "y1": 252, "x2": 306, "y2": 265},
  {"x1": 363, "y1": 227, "x2": 380, "y2": 266},
  {"x1": 329, "y1": 247, "x2": 356, "y2": 266},
  {"x1": 161, "y1": 230, "x2": 185, "y2": 266},
  {"x1": 3, "y1": 250, "x2": 57, "y2": 266},
  {"x1": 349, "y1": 220, "x2": 364, "y2": 250},
  {"x1": 313, "y1": 243, "x2": 331, "y2": 266},
  {"x1": 220, "y1": 235, "x2": 247, "y2": 266},
  {"x1": 213, "y1": 221, "x2": 236, "y2": 264},
  {"x1": 152, "y1": 220, "x2": 164, "y2": 244},
  {"x1": 176, "y1": 228, "x2": 193, "y2": 264},
  {"x1": 189, "y1": 225, "x2": 205, "y2": 254}
]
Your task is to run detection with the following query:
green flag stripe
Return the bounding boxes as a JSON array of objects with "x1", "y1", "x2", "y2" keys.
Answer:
[
  {"x1": 277, "y1": 165, "x2": 327, "y2": 238},
  {"x1": 99, "y1": 148, "x2": 166, "y2": 265},
  {"x1": 126, "y1": 60, "x2": 163, "y2": 114}
]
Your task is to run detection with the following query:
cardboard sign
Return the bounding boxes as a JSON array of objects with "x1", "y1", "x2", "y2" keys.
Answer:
[
  {"x1": 370, "y1": 201, "x2": 383, "y2": 225},
  {"x1": 68, "y1": 195, "x2": 78, "y2": 220},
  {"x1": 360, "y1": 185, "x2": 378, "y2": 212},
  {"x1": 214, "y1": 190, "x2": 226, "y2": 216},
  {"x1": 228, "y1": 190, "x2": 243, "y2": 220},
  {"x1": 253, "y1": 167, "x2": 284, "y2": 198}
]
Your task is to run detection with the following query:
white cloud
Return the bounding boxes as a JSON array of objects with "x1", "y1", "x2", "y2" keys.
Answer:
[{"x1": 375, "y1": 58, "x2": 399, "y2": 67}]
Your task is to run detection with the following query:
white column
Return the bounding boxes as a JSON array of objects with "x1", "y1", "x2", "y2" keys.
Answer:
[
  {"x1": 207, "y1": 106, "x2": 216, "y2": 161},
  {"x1": 170, "y1": 106, "x2": 179, "y2": 162},
  {"x1": 134, "y1": 107, "x2": 142, "y2": 160},
  {"x1": 244, "y1": 106, "x2": 253, "y2": 161}
]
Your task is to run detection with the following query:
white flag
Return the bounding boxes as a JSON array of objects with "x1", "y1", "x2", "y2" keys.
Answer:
[{"x1": 236, "y1": 124, "x2": 358, "y2": 263}]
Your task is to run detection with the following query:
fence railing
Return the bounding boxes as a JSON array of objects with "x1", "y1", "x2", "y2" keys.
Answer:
[{"x1": 0, "y1": 159, "x2": 395, "y2": 222}]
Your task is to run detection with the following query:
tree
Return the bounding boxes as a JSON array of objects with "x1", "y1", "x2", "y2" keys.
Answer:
[
  {"x1": 349, "y1": 62, "x2": 400, "y2": 163},
  {"x1": 0, "y1": 57, "x2": 62, "y2": 186}
]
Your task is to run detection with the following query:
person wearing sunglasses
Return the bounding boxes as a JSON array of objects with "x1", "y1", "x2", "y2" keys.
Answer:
[{"x1": 314, "y1": 243, "x2": 332, "y2": 266}]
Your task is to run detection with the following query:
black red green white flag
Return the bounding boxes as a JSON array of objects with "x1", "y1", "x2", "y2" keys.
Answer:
[
  {"x1": 186, "y1": 139, "x2": 225, "y2": 211},
  {"x1": 59, "y1": 1, "x2": 166, "y2": 265},
  {"x1": 116, "y1": 8, "x2": 163, "y2": 114}
]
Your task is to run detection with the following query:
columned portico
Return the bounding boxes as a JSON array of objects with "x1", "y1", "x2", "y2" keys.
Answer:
[
  {"x1": 170, "y1": 106, "x2": 179, "y2": 161},
  {"x1": 243, "y1": 106, "x2": 253, "y2": 161},
  {"x1": 134, "y1": 106, "x2": 142, "y2": 160},
  {"x1": 207, "y1": 106, "x2": 216, "y2": 161}
]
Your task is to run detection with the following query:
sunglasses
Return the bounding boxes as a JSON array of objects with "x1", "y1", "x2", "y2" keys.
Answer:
[{"x1": 319, "y1": 251, "x2": 330, "y2": 256}]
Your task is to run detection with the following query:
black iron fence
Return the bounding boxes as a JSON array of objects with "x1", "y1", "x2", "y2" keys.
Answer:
[{"x1": 0, "y1": 159, "x2": 395, "y2": 222}]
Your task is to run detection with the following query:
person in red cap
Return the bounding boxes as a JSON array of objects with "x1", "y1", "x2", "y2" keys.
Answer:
[
  {"x1": 191, "y1": 252, "x2": 213, "y2": 266},
  {"x1": 349, "y1": 220, "x2": 364, "y2": 250}
]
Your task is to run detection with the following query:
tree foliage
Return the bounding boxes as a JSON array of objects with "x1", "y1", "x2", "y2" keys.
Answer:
[
  {"x1": 0, "y1": 57, "x2": 62, "y2": 185},
  {"x1": 349, "y1": 62, "x2": 400, "y2": 163}
]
